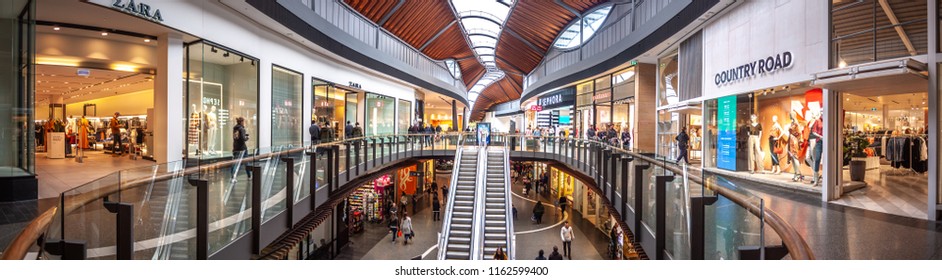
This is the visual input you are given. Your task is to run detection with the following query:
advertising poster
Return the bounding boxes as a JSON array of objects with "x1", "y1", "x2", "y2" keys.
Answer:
[
  {"x1": 717, "y1": 96, "x2": 737, "y2": 170},
  {"x1": 396, "y1": 166, "x2": 417, "y2": 195},
  {"x1": 476, "y1": 122, "x2": 491, "y2": 145}
]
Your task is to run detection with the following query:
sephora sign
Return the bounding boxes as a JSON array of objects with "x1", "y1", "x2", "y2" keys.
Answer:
[{"x1": 714, "y1": 51, "x2": 793, "y2": 86}]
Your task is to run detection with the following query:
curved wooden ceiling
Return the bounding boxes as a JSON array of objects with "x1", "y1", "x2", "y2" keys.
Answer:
[{"x1": 344, "y1": 0, "x2": 607, "y2": 121}]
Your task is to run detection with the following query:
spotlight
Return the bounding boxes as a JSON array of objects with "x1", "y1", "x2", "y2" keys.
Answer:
[
  {"x1": 250, "y1": 60, "x2": 255, "y2": 66},
  {"x1": 101, "y1": 32, "x2": 108, "y2": 36},
  {"x1": 240, "y1": 57, "x2": 244, "y2": 62},
  {"x1": 144, "y1": 39, "x2": 151, "y2": 43},
  {"x1": 211, "y1": 47, "x2": 217, "y2": 53},
  {"x1": 223, "y1": 52, "x2": 229, "y2": 57},
  {"x1": 53, "y1": 27, "x2": 60, "y2": 31}
]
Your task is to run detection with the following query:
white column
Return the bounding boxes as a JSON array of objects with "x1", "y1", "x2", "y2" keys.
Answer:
[
  {"x1": 927, "y1": 0, "x2": 939, "y2": 221},
  {"x1": 823, "y1": 89, "x2": 841, "y2": 201},
  {"x1": 154, "y1": 33, "x2": 184, "y2": 164},
  {"x1": 259, "y1": 61, "x2": 272, "y2": 149}
]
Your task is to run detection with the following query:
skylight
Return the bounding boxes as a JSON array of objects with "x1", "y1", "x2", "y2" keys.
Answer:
[
  {"x1": 554, "y1": 5, "x2": 613, "y2": 49},
  {"x1": 451, "y1": 0, "x2": 514, "y2": 102}
]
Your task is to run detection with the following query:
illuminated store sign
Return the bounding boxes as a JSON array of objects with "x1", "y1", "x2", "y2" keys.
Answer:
[
  {"x1": 111, "y1": 0, "x2": 164, "y2": 22},
  {"x1": 714, "y1": 51, "x2": 793, "y2": 86},
  {"x1": 536, "y1": 87, "x2": 575, "y2": 110}
]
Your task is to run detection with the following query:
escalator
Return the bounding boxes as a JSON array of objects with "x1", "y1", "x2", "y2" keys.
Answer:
[
  {"x1": 439, "y1": 147, "x2": 479, "y2": 260},
  {"x1": 480, "y1": 147, "x2": 513, "y2": 259}
]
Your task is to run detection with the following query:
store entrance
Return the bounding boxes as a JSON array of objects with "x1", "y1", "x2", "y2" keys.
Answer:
[
  {"x1": 33, "y1": 23, "x2": 158, "y2": 198},
  {"x1": 838, "y1": 91, "x2": 929, "y2": 219}
]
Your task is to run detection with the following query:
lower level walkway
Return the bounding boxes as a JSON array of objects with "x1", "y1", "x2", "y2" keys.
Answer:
[{"x1": 713, "y1": 175, "x2": 942, "y2": 259}]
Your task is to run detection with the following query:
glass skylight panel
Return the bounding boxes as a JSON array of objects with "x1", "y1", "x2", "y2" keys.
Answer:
[
  {"x1": 451, "y1": 0, "x2": 514, "y2": 102},
  {"x1": 553, "y1": 4, "x2": 612, "y2": 50},
  {"x1": 474, "y1": 47, "x2": 495, "y2": 55}
]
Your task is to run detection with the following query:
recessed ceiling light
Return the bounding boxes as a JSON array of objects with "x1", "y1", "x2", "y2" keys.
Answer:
[
  {"x1": 144, "y1": 39, "x2": 151, "y2": 43},
  {"x1": 101, "y1": 32, "x2": 108, "y2": 36},
  {"x1": 53, "y1": 27, "x2": 60, "y2": 31}
]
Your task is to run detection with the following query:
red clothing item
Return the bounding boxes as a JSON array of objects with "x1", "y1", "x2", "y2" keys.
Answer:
[{"x1": 810, "y1": 118, "x2": 823, "y2": 139}]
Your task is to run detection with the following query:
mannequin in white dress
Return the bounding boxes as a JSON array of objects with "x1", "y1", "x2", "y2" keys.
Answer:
[{"x1": 207, "y1": 105, "x2": 218, "y2": 154}]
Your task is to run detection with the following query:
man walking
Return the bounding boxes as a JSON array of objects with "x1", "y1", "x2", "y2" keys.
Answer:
[
  {"x1": 309, "y1": 120, "x2": 321, "y2": 145},
  {"x1": 675, "y1": 127, "x2": 690, "y2": 165},
  {"x1": 344, "y1": 121, "x2": 354, "y2": 139},
  {"x1": 560, "y1": 221, "x2": 574, "y2": 259}
]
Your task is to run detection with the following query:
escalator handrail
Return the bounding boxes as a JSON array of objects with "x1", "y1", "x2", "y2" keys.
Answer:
[
  {"x1": 437, "y1": 145, "x2": 464, "y2": 260},
  {"x1": 502, "y1": 147, "x2": 515, "y2": 260},
  {"x1": 471, "y1": 146, "x2": 486, "y2": 260}
]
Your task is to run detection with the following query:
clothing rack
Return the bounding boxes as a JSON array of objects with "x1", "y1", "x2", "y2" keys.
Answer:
[{"x1": 885, "y1": 135, "x2": 928, "y2": 176}]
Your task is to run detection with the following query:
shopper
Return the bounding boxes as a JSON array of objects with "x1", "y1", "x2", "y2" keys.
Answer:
[
  {"x1": 388, "y1": 215, "x2": 400, "y2": 242},
  {"x1": 344, "y1": 121, "x2": 354, "y2": 139},
  {"x1": 400, "y1": 214, "x2": 414, "y2": 244},
  {"x1": 109, "y1": 112, "x2": 123, "y2": 156},
  {"x1": 512, "y1": 204, "x2": 518, "y2": 221},
  {"x1": 400, "y1": 191, "x2": 408, "y2": 217},
  {"x1": 493, "y1": 246, "x2": 507, "y2": 260},
  {"x1": 548, "y1": 246, "x2": 564, "y2": 260},
  {"x1": 535, "y1": 249, "x2": 546, "y2": 260},
  {"x1": 621, "y1": 128, "x2": 632, "y2": 150},
  {"x1": 353, "y1": 122, "x2": 363, "y2": 137},
  {"x1": 558, "y1": 196, "x2": 568, "y2": 218},
  {"x1": 675, "y1": 127, "x2": 690, "y2": 165},
  {"x1": 232, "y1": 117, "x2": 251, "y2": 178},
  {"x1": 533, "y1": 201, "x2": 545, "y2": 224},
  {"x1": 432, "y1": 197, "x2": 441, "y2": 221},
  {"x1": 560, "y1": 221, "x2": 574, "y2": 259},
  {"x1": 309, "y1": 120, "x2": 321, "y2": 146},
  {"x1": 442, "y1": 185, "x2": 448, "y2": 203}
]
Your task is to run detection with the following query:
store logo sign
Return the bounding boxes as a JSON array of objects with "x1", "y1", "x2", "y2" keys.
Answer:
[
  {"x1": 529, "y1": 105, "x2": 543, "y2": 112},
  {"x1": 714, "y1": 51, "x2": 793, "y2": 86},
  {"x1": 111, "y1": 0, "x2": 164, "y2": 23},
  {"x1": 538, "y1": 94, "x2": 563, "y2": 107}
]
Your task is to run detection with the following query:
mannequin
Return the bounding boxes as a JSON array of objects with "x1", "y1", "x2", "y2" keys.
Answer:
[
  {"x1": 768, "y1": 115, "x2": 784, "y2": 174},
  {"x1": 808, "y1": 109, "x2": 824, "y2": 186},
  {"x1": 78, "y1": 115, "x2": 90, "y2": 149},
  {"x1": 747, "y1": 114, "x2": 763, "y2": 174},
  {"x1": 206, "y1": 105, "x2": 218, "y2": 154},
  {"x1": 200, "y1": 104, "x2": 209, "y2": 153},
  {"x1": 787, "y1": 112, "x2": 804, "y2": 182}
]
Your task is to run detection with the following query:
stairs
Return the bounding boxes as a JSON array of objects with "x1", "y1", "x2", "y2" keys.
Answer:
[
  {"x1": 481, "y1": 148, "x2": 512, "y2": 259},
  {"x1": 441, "y1": 148, "x2": 479, "y2": 260}
]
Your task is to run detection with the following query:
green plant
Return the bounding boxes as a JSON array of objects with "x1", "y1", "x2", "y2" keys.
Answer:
[{"x1": 842, "y1": 135, "x2": 869, "y2": 166}]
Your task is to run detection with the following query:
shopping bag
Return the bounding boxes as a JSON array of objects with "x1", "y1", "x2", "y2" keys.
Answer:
[{"x1": 398, "y1": 230, "x2": 402, "y2": 237}]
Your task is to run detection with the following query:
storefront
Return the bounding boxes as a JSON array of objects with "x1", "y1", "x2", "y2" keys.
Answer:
[
  {"x1": 698, "y1": 1, "x2": 833, "y2": 197},
  {"x1": 526, "y1": 86, "x2": 575, "y2": 136},
  {"x1": 312, "y1": 79, "x2": 358, "y2": 139},
  {"x1": 365, "y1": 93, "x2": 396, "y2": 136}
]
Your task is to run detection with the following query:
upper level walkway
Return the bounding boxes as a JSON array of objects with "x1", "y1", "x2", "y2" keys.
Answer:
[{"x1": 3, "y1": 133, "x2": 937, "y2": 260}]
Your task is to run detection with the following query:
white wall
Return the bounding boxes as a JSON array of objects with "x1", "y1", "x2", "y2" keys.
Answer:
[
  {"x1": 701, "y1": 0, "x2": 828, "y2": 99},
  {"x1": 483, "y1": 112, "x2": 520, "y2": 133},
  {"x1": 87, "y1": 0, "x2": 418, "y2": 149}
]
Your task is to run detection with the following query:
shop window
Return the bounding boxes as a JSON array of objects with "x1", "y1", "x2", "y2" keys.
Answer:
[
  {"x1": 184, "y1": 41, "x2": 258, "y2": 160},
  {"x1": 831, "y1": 0, "x2": 927, "y2": 68},
  {"x1": 398, "y1": 99, "x2": 412, "y2": 134},
  {"x1": 312, "y1": 79, "x2": 348, "y2": 139},
  {"x1": 365, "y1": 93, "x2": 395, "y2": 136},
  {"x1": 1, "y1": 0, "x2": 34, "y2": 178},
  {"x1": 272, "y1": 65, "x2": 302, "y2": 147}
]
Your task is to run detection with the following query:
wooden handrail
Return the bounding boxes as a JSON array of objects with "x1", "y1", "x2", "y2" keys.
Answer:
[{"x1": 1, "y1": 133, "x2": 468, "y2": 260}]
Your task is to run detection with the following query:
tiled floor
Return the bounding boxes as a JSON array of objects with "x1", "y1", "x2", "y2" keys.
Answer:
[
  {"x1": 834, "y1": 166, "x2": 929, "y2": 220},
  {"x1": 35, "y1": 151, "x2": 156, "y2": 199},
  {"x1": 711, "y1": 175, "x2": 942, "y2": 259},
  {"x1": 509, "y1": 182, "x2": 606, "y2": 260}
]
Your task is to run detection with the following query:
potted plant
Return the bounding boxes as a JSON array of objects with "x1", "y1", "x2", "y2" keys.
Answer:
[{"x1": 843, "y1": 135, "x2": 869, "y2": 181}]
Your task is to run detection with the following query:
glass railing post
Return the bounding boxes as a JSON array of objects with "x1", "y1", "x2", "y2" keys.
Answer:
[
  {"x1": 186, "y1": 178, "x2": 208, "y2": 260},
  {"x1": 654, "y1": 174, "x2": 674, "y2": 260},
  {"x1": 281, "y1": 156, "x2": 295, "y2": 227},
  {"x1": 610, "y1": 152, "x2": 620, "y2": 203},
  {"x1": 632, "y1": 163, "x2": 650, "y2": 236},
  {"x1": 621, "y1": 156, "x2": 632, "y2": 220},
  {"x1": 102, "y1": 200, "x2": 133, "y2": 260},
  {"x1": 306, "y1": 149, "x2": 317, "y2": 210},
  {"x1": 330, "y1": 145, "x2": 338, "y2": 194},
  {"x1": 345, "y1": 143, "x2": 351, "y2": 182},
  {"x1": 250, "y1": 164, "x2": 262, "y2": 254}
]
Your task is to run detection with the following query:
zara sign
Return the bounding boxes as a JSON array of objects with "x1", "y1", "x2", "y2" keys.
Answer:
[
  {"x1": 714, "y1": 51, "x2": 793, "y2": 86},
  {"x1": 111, "y1": 0, "x2": 164, "y2": 23}
]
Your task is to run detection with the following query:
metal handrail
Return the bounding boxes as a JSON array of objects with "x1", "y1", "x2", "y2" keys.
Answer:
[
  {"x1": 437, "y1": 145, "x2": 464, "y2": 260},
  {"x1": 470, "y1": 146, "x2": 486, "y2": 260},
  {"x1": 2, "y1": 132, "x2": 469, "y2": 260},
  {"x1": 502, "y1": 146, "x2": 515, "y2": 260},
  {"x1": 507, "y1": 134, "x2": 816, "y2": 260}
]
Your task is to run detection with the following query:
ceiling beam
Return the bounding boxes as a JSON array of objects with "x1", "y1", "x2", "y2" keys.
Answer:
[
  {"x1": 877, "y1": 0, "x2": 917, "y2": 56},
  {"x1": 496, "y1": 57, "x2": 527, "y2": 76},
  {"x1": 377, "y1": 0, "x2": 405, "y2": 26},
  {"x1": 503, "y1": 28, "x2": 545, "y2": 54},
  {"x1": 419, "y1": 20, "x2": 458, "y2": 51},
  {"x1": 555, "y1": 0, "x2": 582, "y2": 17}
]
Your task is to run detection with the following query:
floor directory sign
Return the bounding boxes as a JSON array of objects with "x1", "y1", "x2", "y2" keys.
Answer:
[{"x1": 717, "y1": 96, "x2": 737, "y2": 170}]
